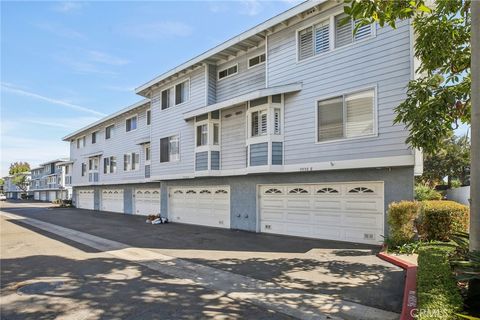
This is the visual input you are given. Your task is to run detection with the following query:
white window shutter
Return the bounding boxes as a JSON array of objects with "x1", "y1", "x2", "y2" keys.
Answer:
[
  {"x1": 354, "y1": 20, "x2": 372, "y2": 41},
  {"x1": 298, "y1": 27, "x2": 314, "y2": 60},
  {"x1": 335, "y1": 13, "x2": 353, "y2": 48},
  {"x1": 274, "y1": 108, "x2": 281, "y2": 134},
  {"x1": 345, "y1": 90, "x2": 374, "y2": 137},
  {"x1": 251, "y1": 112, "x2": 259, "y2": 136},
  {"x1": 314, "y1": 21, "x2": 329, "y2": 54},
  {"x1": 260, "y1": 111, "x2": 267, "y2": 135}
]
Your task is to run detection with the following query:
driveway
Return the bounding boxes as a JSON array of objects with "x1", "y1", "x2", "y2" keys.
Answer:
[{"x1": 1, "y1": 201, "x2": 404, "y2": 318}]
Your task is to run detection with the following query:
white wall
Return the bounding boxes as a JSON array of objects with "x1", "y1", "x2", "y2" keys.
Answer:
[{"x1": 447, "y1": 186, "x2": 470, "y2": 206}]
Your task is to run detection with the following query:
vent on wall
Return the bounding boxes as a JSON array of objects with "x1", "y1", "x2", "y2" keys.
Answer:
[{"x1": 364, "y1": 233, "x2": 374, "y2": 240}]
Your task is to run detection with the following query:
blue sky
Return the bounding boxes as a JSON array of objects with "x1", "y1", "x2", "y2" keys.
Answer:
[{"x1": 1, "y1": 0, "x2": 301, "y2": 176}]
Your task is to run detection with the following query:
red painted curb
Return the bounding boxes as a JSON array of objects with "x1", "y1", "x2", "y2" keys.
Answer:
[{"x1": 377, "y1": 252, "x2": 417, "y2": 320}]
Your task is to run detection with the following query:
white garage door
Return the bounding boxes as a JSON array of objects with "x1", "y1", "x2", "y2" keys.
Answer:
[
  {"x1": 259, "y1": 182, "x2": 384, "y2": 245},
  {"x1": 40, "y1": 192, "x2": 47, "y2": 201},
  {"x1": 34, "y1": 192, "x2": 40, "y2": 200},
  {"x1": 77, "y1": 189, "x2": 94, "y2": 210},
  {"x1": 101, "y1": 189, "x2": 124, "y2": 213},
  {"x1": 49, "y1": 191, "x2": 57, "y2": 202},
  {"x1": 169, "y1": 186, "x2": 230, "y2": 228},
  {"x1": 134, "y1": 189, "x2": 161, "y2": 216}
]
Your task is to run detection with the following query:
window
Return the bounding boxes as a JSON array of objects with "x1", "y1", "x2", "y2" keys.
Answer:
[
  {"x1": 81, "y1": 163, "x2": 86, "y2": 176},
  {"x1": 335, "y1": 13, "x2": 372, "y2": 48},
  {"x1": 103, "y1": 157, "x2": 116, "y2": 174},
  {"x1": 298, "y1": 26, "x2": 314, "y2": 60},
  {"x1": 110, "y1": 157, "x2": 117, "y2": 173},
  {"x1": 161, "y1": 88, "x2": 172, "y2": 110},
  {"x1": 274, "y1": 108, "x2": 281, "y2": 135},
  {"x1": 105, "y1": 125, "x2": 114, "y2": 139},
  {"x1": 126, "y1": 116, "x2": 137, "y2": 132},
  {"x1": 65, "y1": 165, "x2": 69, "y2": 174},
  {"x1": 88, "y1": 158, "x2": 98, "y2": 171},
  {"x1": 146, "y1": 110, "x2": 151, "y2": 125},
  {"x1": 103, "y1": 157, "x2": 109, "y2": 174},
  {"x1": 248, "y1": 53, "x2": 266, "y2": 68},
  {"x1": 160, "y1": 135, "x2": 179, "y2": 162},
  {"x1": 76, "y1": 136, "x2": 85, "y2": 149},
  {"x1": 317, "y1": 89, "x2": 374, "y2": 142},
  {"x1": 218, "y1": 64, "x2": 238, "y2": 80},
  {"x1": 250, "y1": 96, "x2": 268, "y2": 108},
  {"x1": 251, "y1": 110, "x2": 268, "y2": 137},
  {"x1": 196, "y1": 124, "x2": 208, "y2": 147},
  {"x1": 175, "y1": 80, "x2": 189, "y2": 105},
  {"x1": 91, "y1": 132, "x2": 97, "y2": 144},
  {"x1": 213, "y1": 124, "x2": 219, "y2": 145},
  {"x1": 145, "y1": 145, "x2": 150, "y2": 161},
  {"x1": 123, "y1": 152, "x2": 139, "y2": 171}
]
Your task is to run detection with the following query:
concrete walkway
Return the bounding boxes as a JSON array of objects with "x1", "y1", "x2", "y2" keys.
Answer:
[{"x1": 1, "y1": 206, "x2": 400, "y2": 320}]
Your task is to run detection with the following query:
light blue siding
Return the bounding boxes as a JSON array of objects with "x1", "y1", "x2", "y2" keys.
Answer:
[
  {"x1": 195, "y1": 152, "x2": 208, "y2": 171},
  {"x1": 216, "y1": 47, "x2": 266, "y2": 102},
  {"x1": 220, "y1": 104, "x2": 247, "y2": 170},
  {"x1": 250, "y1": 143, "x2": 268, "y2": 166}
]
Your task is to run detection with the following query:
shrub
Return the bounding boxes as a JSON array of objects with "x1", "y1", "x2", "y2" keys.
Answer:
[
  {"x1": 418, "y1": 201, "x2": 469, "y2": 241},
  {"x1": 417, "y1": 243, "x2": 463, "y2": 320},
  {"x1": 415, "y1": 184, "x2": 442, "y2": 201},
  {"x1": 387, "y1": 201, "x2": 420, "y2": 246}
]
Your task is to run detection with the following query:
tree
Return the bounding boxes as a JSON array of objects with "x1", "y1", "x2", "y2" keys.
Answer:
[
  {"x1": 343, "y1": 0, "x2": 479, "y2": 251},
  {"x1": 9, "y1": 162, "x2": 30, "y2": 175},
  {"x1": 12, "y1": 174, "x2": 29, "y2": 193},
  {"x1": 419, "y1": 134, "x2": 471, "y2": 188}
]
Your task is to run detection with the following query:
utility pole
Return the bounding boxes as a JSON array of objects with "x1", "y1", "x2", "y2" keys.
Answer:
[{"x1": 471, "y1": 0, "x2": 479, "y2": 251}]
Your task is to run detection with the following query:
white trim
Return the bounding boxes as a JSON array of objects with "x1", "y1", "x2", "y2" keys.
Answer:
[
  {"x1": 265, "y1": 34, "x2": 269, "y2": 87},
  {"x1": 217, "y1": 63, "x2": 239, "y2": 81},
  {"x1": 148, "y1": 155, "x2": 415, "y2": 181},
  {"x1": 314, "y1": 84, "x2": 378, "y2": 144},
  {"x1": 183, "y1": 83, "x2": 302, "y2": 119}
]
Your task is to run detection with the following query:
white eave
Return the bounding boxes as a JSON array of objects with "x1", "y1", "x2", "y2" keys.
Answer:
[
  {"x1": 183, "y1": 83, "x2": 302, "y2": 120},
  {"x1": 62, "y1": 99, "x2": 150, "y2": 141},
  {"x1": 83, "y1": 151, "x2": 103, "y2": 158},
  {"x1": 135, "y1": 0, "x2": 326, "y2": 97}
]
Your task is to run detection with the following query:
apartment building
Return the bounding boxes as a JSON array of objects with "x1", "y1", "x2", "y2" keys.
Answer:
[
  {"x1": 63, "y1": 0, "x2": 422, "y2": 245},
  {"x1": 30, "y1": 159, "x2": 73, "y2": 201},
  {"x1": 3, "y1": 173, "x2": 30, "y2": 199}
]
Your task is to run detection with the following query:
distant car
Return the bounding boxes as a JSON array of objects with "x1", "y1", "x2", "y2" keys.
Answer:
[{"x1": 0, "y1": 194, "x2": 6, "y2": 201}]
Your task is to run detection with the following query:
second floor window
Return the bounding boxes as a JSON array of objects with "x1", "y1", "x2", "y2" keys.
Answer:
[
  {"x1": 196, "y1": 124, "x2": 208, "y2": 147},
  {"x1": 251, "y1": 110, "x2": 268, "y2": 137},
  {"x1": 91, "y1": 132, "x2": 97, "y2": 144},
  {"x1": 160, "y1": 135, "x2": 179, "y2": 163},
  {"x1": 175, "y1": 80, "x2": 189, "y2": 105},
  {"x1": 81, "y1": 163, "x2": 86, "y2": 176},
  {"x1": 317, "y1": 88, "x2": 375, "y2": 142},
  {"x1": 146, "y1": 110, "x2": 151, "y2": 125},
  {"x1": 105, "y1": 125, "x2": 114, "y2": 139},
  {"x1": 218, "y1": 64, "x2": 238, "y2": 80},
  {"x1": 88, "y1": 158, "x2": 99, "y2": 171},
  {"x1": 126, "y1": 116, "x2": 137, "y2": 132},
  {"x1": 248, "y1": 53, "x2": 266, "y2": 68},
  {"x1": 76, "y1": 136, "x2": 85, "y2": 149},
  {"x1": 161, "y1": 88, "x2": 172, "y2": 110},
  {"x1": 103, "y1": 156, "x2": 117, "y2": 174},
  {"x1": 123, "y1": 153, "x2": 139, "y2": 171}
]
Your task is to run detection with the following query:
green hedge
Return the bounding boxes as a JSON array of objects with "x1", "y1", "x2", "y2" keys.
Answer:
[
  {"x1": 418, "y1": 201, "x2": 469, "y2": 241},
  {"x1": 415, "y1": 184, "x2": 442, "y2": 201},
  {"x1": 387, "y1": 201, "x2": 420, "y2": 246},
  {"x1": 417, "y1": 243, "x2": 463, "y2": 320}
]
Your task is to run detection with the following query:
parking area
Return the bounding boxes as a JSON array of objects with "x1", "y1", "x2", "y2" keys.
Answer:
[{"x1": 0, "y1": 201, "x2": 404, "y2": 316}]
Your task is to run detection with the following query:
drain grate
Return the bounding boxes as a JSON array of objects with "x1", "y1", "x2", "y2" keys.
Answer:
[{"x1": 17, "y1": 281, "x2": 64, "y2": 295}]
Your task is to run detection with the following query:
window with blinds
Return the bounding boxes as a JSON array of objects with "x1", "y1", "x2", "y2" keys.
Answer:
[
  {"x1": 274, "y1": 108, "x2": 281, "y2": 134},
  {"x1": 251, "y1": 110, "x2": 268, "y2": 137},
  {"x1": 314, "y1": 20, "x2": 329, "y2": 54},
  {"x1": 298, "y1": 26, "x2": 314, "y2": 60},
  {"x1": 317, "y1": 89, "x2": 374, "y2": 142},
  {"x1": 160, "y1": 135, "x2": 179, "y2": 162}
]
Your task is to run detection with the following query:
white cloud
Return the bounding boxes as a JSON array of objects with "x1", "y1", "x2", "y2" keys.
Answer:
[
  {"x1": 54, "y1": 54, "x2": 119, "y2": 75},
  {"x1": 241, "y1": 0, "x2": 262, "y2": 16},
  {"x1": 52, "y1": 1, "x2": 85, "y2": 13},
  {"x1": 1, "y1": 136, "x2": 70, "y2": 177},
  {"x1": 208, "y1": 1, "x2": 228, "y2": 13},
  {"x1": 122, "y1": 21, "x2": 193, "y2": 41},
  {"x1": 34, "y1": 22, "x2": 86, "y2": 40},
  {"x1": 87, "y1": 50, "x2": 130, "y2": 66},
  {"x1": 25, "y1": 117, "x2": 100, "y2": 130},
  {"x1": 1, "y1": 83, "x2": 106, "y2": 117},
  {"x1": 104, "y1": 85, "x2": 135, "y2": 92}
]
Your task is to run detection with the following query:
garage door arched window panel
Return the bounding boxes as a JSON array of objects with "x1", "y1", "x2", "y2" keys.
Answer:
[
  {"x1": 186, "y1": 190, "x2": 196, "y2": 194},
  {"x1": 215, "y1": 189, "x2": 228, "y2": 194},
  {"x1": 173, "y1": 190, "x2": 183, "y2": 194},
  {"x1": 348, "y1": 187, "x2": 375, "y2": 194},
  {"x1": 317, "y1": 187, "x2": 339, "y2": 194},
  {"x1": 265, "y1": 188, "x2": 282, "y2": 194},
  {"x1": 288, "y1": 188, "x2": 309, "y2": 194},
  {"x1": 200, "y1": 190, "x2": 211, "y2": 194}
]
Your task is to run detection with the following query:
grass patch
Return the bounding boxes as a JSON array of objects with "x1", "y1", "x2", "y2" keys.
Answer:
[{"x1": 417, "y1": 243, "x2": 463, "y2": 320}]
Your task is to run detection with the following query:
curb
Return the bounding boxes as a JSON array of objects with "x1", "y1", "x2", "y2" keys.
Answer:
[{"x1": 377, "y1": 252, "x2": 417, "y2": 320}]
